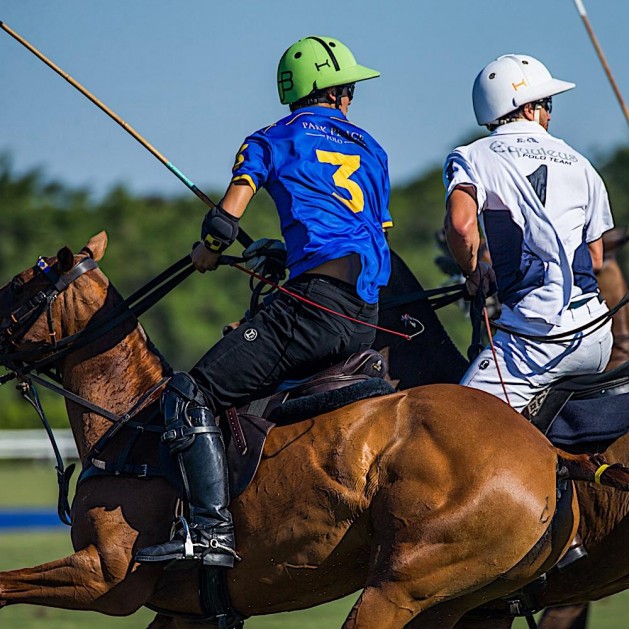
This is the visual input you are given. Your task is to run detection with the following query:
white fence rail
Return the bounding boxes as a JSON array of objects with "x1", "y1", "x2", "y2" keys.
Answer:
[{"x1": 0, "y1": 429, "x2": 78, "y2": 460}]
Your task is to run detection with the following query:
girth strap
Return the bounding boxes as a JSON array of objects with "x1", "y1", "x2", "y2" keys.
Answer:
[
  {"x1": 83, "y1": 458, "x2": 162, "y2": 479},
  {"x1": 199, "y1": 567, "x2": 246, "y2": 629}
]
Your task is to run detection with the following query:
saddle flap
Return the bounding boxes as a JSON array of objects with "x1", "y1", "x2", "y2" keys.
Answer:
[
  {"x1": 313, "y1": 348, "x2": 388, "y2": 380},
  {"x1": 525, "y1": 360, "x2": 629, "y2": 446},
  {"x1": 225, "y1": 413, "x2": 274, "y2": 498},
  {"x1": 549, "y1": 360, "x2": 629, "y2": 397}
]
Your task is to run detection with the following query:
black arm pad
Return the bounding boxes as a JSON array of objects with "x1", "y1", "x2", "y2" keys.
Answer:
[{"x1": 201, "y1": 205, "x2": 240, "y2": 253}]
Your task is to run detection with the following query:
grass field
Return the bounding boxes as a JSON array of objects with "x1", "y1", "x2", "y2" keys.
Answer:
[{"x1": 1, "y1": 462, "x2": 627, "y2": 627}]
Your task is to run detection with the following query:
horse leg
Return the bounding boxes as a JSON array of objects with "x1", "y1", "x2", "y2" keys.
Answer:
[
  {"x1": 343, "y1": 584, "x2": 426, "y2": 628},
  {"x1": 0, "y1": 545, "x2": 162, "y2": 614},
  {"x1": 538, "y1": 603, "x2": 589, "y2": 629},
  {"x1": 147, "y1": 614, "x2": 219, "y2": 628},
  {"x1": 147, "y1": 613, "x2": 186, "y2": 628},
  {"x1": 451, "y1": 618, "x2": 514, "y2": 629},
  {"x1": 340, "y1": 539, "x2": 512, "y2": 629},
  {"x1": 0, "y1": 477, "x2": 181, "y2": 615},
  {"x1": 343, "y1": 580, "x2": 487, "y2": 629},
  {"x1": 147, "y1": 614, "x2": 173, "y2": 628}
]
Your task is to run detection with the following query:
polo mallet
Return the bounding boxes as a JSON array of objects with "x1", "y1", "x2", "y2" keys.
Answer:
[
  {"x1": 0, "y1": 20, "x2": 253, "y2": 247},
  {"x1": 573, "y1": 0, "x2": 629, "y2": 125}
]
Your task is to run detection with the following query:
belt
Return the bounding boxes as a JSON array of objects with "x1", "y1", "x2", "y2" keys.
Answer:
[{"x1": 567, "y1": 293, "x2": 604, "y2": 310}]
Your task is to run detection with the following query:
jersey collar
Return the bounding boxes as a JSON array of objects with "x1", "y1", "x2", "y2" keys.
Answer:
[
  {"x1": 292, "y1": 105, "x2": 348, "y2": 120},
  {"x1": 491, "y1": 120, "x2": 548, "y2": 136}
]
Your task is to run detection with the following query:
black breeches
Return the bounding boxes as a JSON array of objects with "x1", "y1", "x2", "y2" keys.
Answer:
[{"x1": 191, "y1": 274, "x2": 378, "y2": 415}]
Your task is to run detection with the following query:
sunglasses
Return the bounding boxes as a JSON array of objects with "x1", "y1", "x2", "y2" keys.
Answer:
[
  {"x1": 342, "y1": 83, "x2": 356, "y2": 100},
  {"x1": 538, "y1": 97, "x2": 553, "y2": 114}
]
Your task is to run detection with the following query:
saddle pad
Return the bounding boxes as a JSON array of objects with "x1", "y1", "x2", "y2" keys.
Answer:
[
  {"x1": 546, "y1": 392, "x2": 629, "y2": 446},
  {"x1": 269, "y1": 378, "x2": 395, "y2": 425}
]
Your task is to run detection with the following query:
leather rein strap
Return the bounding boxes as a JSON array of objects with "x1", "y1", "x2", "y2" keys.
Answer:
[
  {"x1": 0, "y1": 253, "x2": 194, "y2": 377},
  {"x1": 0, "y1": 253, "x2": 195, "y2": 525}
]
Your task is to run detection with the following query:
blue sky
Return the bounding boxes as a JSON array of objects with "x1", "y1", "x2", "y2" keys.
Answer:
[{"x1": 2, "y1": 0, "x2": 628, "y2": 199}]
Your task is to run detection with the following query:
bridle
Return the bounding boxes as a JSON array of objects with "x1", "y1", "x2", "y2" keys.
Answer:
[
  {"x1": 0, "y1": 254, "x2": 98, "y2": 366},
  {"x1": 0, "y1": 251, "x2": 193, "y2": 526},
  {"x1": 0, "y1": 251, "x2": 194, "y2": 381},
  {"x1": 0, "y1": 252, "x2": 104, "y2": 526}
]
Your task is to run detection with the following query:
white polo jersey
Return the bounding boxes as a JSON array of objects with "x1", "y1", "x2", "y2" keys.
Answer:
[{"x1": 444, "y1": 120, "x2": 613, "y2": 333}]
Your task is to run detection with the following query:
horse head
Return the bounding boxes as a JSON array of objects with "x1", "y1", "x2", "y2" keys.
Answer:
[
  {"x1": 0, "y1": 232, "x2": 110, "y2": 364},
  {"x1": 0, "y1": 231, "x2": 167, "y2": 458}
]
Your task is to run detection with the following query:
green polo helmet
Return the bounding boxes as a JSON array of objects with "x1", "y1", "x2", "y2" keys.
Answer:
[{"x1": 277, "y1": 36, "x2": 380, "y2": 105}]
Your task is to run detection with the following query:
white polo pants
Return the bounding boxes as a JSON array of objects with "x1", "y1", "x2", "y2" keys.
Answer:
[{"x1": 460, "y1": 297, "x2": 613, "y2": 412}]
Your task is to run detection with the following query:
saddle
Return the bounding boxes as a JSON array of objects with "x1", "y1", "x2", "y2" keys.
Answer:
[
  {"x1": 222, "y1": 349, "x2": 393, "y2": 498},
  {"x1": 524, "y1": 360, "x2": 629, "y2": 446}
]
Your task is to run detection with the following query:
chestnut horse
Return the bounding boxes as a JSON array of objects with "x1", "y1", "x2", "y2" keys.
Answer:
[
  {"x1": 1, "y1": 232, "x2": 626, "y2": 629},
  {"x1": 533, "y1": 227, "x2": 629, "y2": 629},
  {"x1": 375, "y1": 251, "x2": 629, "y2": 628}
]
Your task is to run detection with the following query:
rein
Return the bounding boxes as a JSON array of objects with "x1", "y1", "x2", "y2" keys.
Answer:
[
  {"x1": 0, "y1": 254, "x2": 194, "y2": 381},
  {"x1": 379, "y1": 283, "x2": 466, "y2": 311},
  {"x1": 19, "y1": 381, "x2": 75, "y2": 525},
  {"x1": 490, "y1": 290, "x2": 629, "y2": 343},
  {"x1": 221, "y1": 255, "x2": 459, "y2": 341},
  {"x1": 13, "y1": 366, "x2": 168, "y2": 527},
  {"x1": 0, "y1": 253, "x2": 195, "y2": 525}
]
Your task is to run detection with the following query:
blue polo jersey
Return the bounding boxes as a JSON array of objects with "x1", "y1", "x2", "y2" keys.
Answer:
[{"x1": 230, "y1": 106, "x2": 392, "y2": 304}]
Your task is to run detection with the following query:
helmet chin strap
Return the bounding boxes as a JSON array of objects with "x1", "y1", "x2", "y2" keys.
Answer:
[{"x1": 533, "y1": 105, "x2": 542, "y2": 124}]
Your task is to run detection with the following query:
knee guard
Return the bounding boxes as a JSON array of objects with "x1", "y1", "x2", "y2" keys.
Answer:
[{"x1": 161, "y1": 372, "x2": 217, "y2": 455}]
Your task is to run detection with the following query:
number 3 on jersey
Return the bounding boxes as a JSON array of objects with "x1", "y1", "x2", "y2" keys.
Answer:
[{"x1": 316, "y1": 150, "x2": 364, "y2": 213}]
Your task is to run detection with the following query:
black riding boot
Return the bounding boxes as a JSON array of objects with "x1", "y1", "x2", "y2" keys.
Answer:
[{"x1": 135, "y1": 373, "x2": 238, "y2": 569}]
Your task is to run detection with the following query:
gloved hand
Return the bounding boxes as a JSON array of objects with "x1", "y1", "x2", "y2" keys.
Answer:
[
  {"x1": 465, "y1": 261, "x2": 497, "y2": 298},
  {"x1": 242, "y1": 238, "x2": 287, "y2": 279},
  {"x1": 191, "y1": 241, "x2": 221, "y2": 272}
]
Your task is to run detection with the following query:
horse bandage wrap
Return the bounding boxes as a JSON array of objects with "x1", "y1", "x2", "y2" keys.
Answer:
[
  {"x1": 201, "y1": 205, "x2": 240, "y2": 253},
  {"x1": 594, "y1": 463, "x2": 611, "y2": 484}
]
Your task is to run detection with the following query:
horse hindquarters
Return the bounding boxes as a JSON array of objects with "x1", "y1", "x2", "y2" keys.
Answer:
[{"x1": 343, "y1": 386, "x2": 564, "y2": 628}]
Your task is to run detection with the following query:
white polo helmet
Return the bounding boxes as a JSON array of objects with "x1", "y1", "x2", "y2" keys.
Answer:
[{"x1": 472, "y1": 54, "x2": 575, "y2": 125}]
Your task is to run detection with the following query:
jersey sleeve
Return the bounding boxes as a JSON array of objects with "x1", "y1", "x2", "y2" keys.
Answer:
[
  {"x1": 443, "y1": 148, "x2": 487, "y2": 212},
  {"x1": 230, "y1": 132, "x2": 272, "y2": 193},
  {"x1": 380, "y1": 152, "x2": 393, "y2": 229},
  {"x1": 584, "y1": 163, "x2": 614, "y2": 242}
]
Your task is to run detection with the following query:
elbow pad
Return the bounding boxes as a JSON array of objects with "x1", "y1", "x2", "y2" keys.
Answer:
[{"x1": 201, "y1": 205, "x2": 240, "y2": 252}]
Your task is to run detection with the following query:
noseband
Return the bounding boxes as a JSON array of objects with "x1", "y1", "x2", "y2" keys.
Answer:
[{"x1": 0, "y1": 255, "x2": 98, "y2": 364}]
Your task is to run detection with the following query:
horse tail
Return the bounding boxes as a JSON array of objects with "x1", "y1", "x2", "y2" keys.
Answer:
[{"x1": 556, "y1": 450, "x2": 629, "y2": 491}]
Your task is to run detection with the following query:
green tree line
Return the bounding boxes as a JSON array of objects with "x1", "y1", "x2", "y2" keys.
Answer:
[{"x1": 0, "y1": 146, "x2": 627, "y2": 429}]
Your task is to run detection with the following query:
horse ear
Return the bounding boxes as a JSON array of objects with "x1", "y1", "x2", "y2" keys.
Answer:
[
  {"x1": 83, "y1": 232, "x2": 108, "y2": 262},
  {"x1": 57, "y1": 247, "x2": 75, "y2": 273}
]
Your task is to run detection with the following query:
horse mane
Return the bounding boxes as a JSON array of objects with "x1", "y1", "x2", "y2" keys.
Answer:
[{"x1": 376, "y1": 250, "x2": 469, "y2": 389}]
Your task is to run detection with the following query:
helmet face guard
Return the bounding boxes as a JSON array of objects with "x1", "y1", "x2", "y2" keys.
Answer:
[
  {"x1": 472, "y1": 54, "x2": 575, "y2": 126},
  {"x1": 277, "y1": 36, "x2": 380, "y2": 105}
]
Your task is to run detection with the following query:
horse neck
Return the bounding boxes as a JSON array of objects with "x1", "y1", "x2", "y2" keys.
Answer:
[
  {"x1": 57, "y1": 275, "x2": 167, "y2": 460},
  {"x1": 376, "y1": 251, "x2": 469, "y2": 387},
  {"x1": 597, "y1": 257, "x2": 629, "y2": 369}
]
